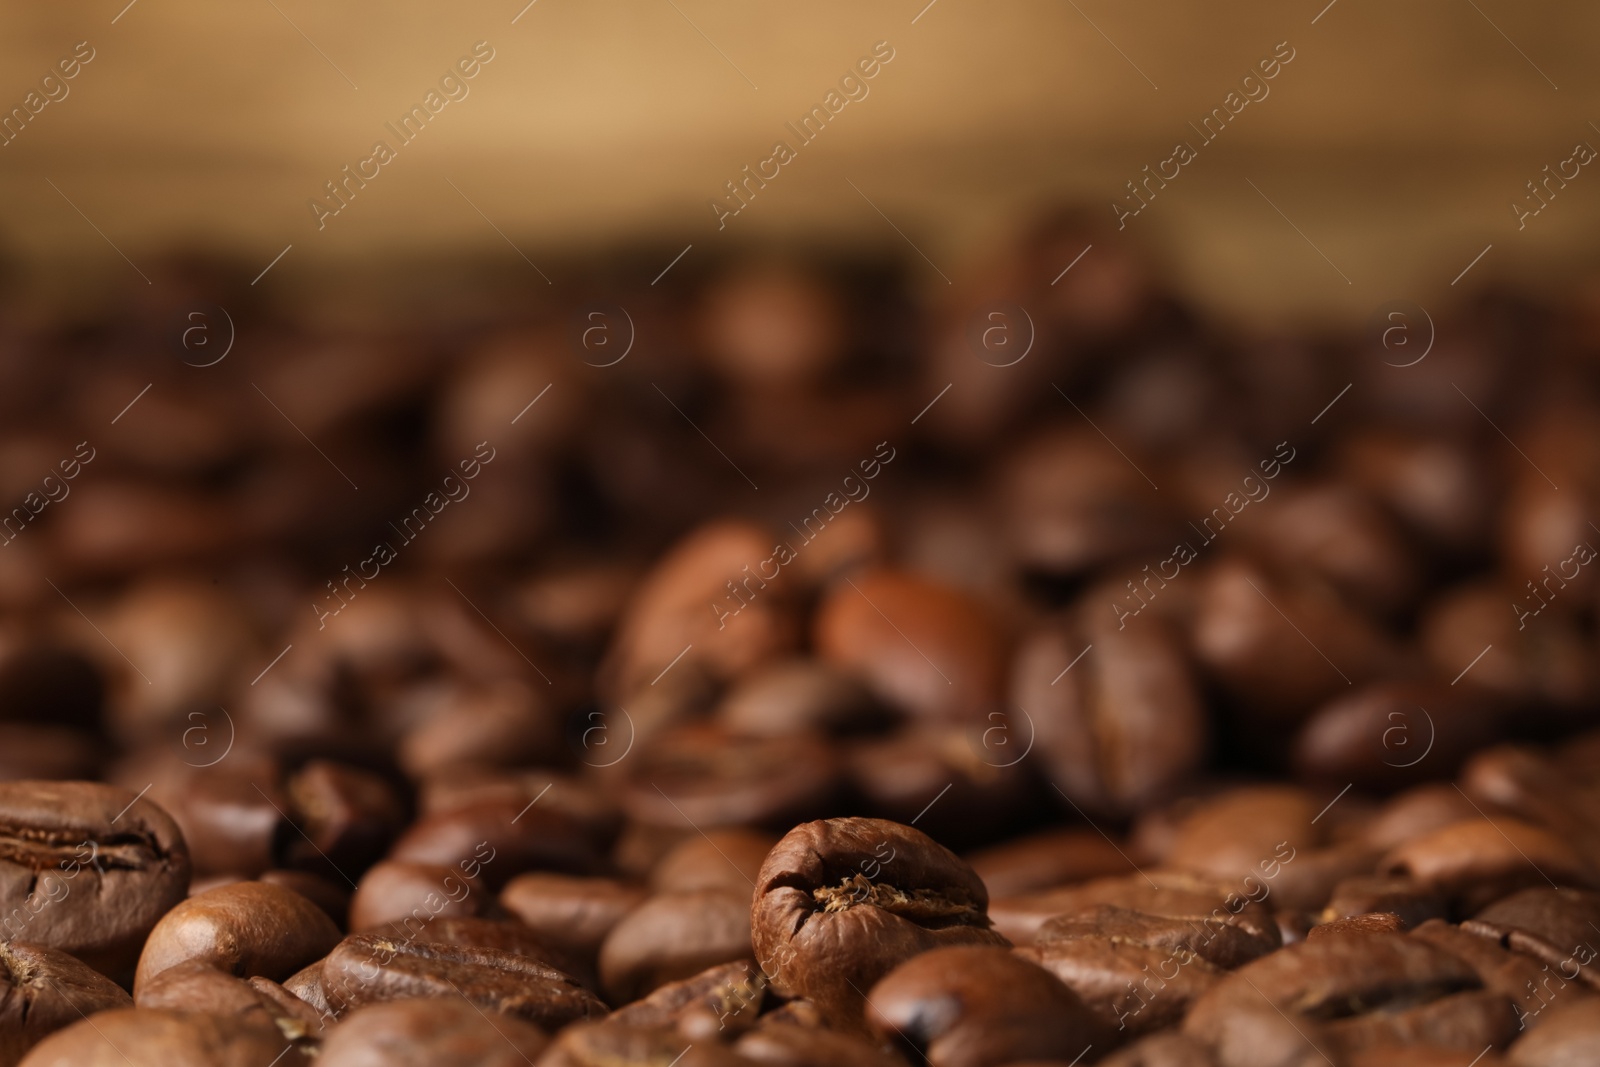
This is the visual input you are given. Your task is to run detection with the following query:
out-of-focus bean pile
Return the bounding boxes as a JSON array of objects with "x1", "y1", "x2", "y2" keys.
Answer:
[{"x1": 1, "y1": 209, "x2": 1599, "y2": 1065}]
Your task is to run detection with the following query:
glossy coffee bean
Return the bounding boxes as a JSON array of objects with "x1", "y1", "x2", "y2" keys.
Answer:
[
  {"x1": 1462, "y1": 887, "x2": 1600, "y2": 990},
  {"x1": 322, "y1": 932, "x2": 606, "y2": 1030},
  {"x1": 750, "y1": 817, "x2": 1008, "y2": 1029},
  {"x1": 0, "y1": 941, "x2": 132, "y2": 1065},
  {"x1": 598, "y1": 889, "x2": 753, "y2": 1003},
  {"x1": 814, "y1": 569, "x2": 1007, "y2": 725},
  {"x1": 499, "y1": 872, "x2": 646, "y2": 963},
  {"x1": 622, "y1": 724, "x2": 840, "y2": 830},
  {"x1": 606, "y1": 959, "x2": 765, "y2": 1035},
  {"x1": 317, "y1": 998, "x2": 549, "y2": 1067},
  {"x1": 17, "y1": 1009, "x2": 309, "y2": 1067},
  {"x1": 134, "y1": 881, "x2": 341, "y2": 995},
  {"x1": 1380, "y1": 817, "x2": 1597, "y2": 913},
  {"x1": 1013, "y1": 604, "x2": 1206, "y2": 817},
  {"x1": 349, "y1": 859, "x2": 489, "y2": 933},
  {"x1": 990, "y1": 870, "x2": 1280, "y2": 950},
  {"x1": 538, "y1": 1020, "x2": 750, "y2": 1067},
  {"x1": 865, "y1": 946, "x2": 1100, "y2": 1067},
  {"x1": 1184, "y1": 933, "x2": 1515, "y2": 1065},
  {"x1": 0, "y1": 780, "x2": 191, "y2": 982},
  {"x1": 1505, "y1": 996, "x2": 1600, "y2": 1066},
  {"x1": 1410, "y1": 918, "x2": 1594, "y2": 1031}
]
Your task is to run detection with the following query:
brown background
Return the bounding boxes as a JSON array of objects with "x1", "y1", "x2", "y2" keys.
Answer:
[{"x1": 2, "y1": 1, "x2": 1597, "y2": 320}]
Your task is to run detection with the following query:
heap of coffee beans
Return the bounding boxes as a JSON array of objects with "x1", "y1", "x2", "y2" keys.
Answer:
[{"x1": 1, "y1": 213, "x2": 1599, "y2": 1065}]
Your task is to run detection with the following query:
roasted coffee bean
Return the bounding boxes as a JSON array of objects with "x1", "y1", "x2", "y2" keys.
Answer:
[
  {"x1": 1505, "y1": 996, "x2": 1600, "y2": 1066},
  {"x1": 736, "y1": 1017, "x2": 907, "y2": 1067},
  {"x1": 1322, "y1": 875, "x2": 1449, "y2": 930},
  {"x1": 1097, "y1": 1031, "x2": 1220, "y2": 1066},
  {"x1": 1380, "y1": 817, "x2": 1597, "y2": 913},
  {"x1": 1364, "y1": 783, "x2": 1483, "y2": 852},
  {"x1": 1460, "y1": 745, "x2": 1600, "y2": 862},
  {"x1": 844, "y1": 727, "x2": 1038, "y2": 849},
  {"x1": 417, "y1": 769, "x2": 622, "y2": 845},
  {"x1": 0, "y1": 780, "x2": 191, "y2": 983},
  {"x1": 387, "y1": 798, "x2": 605, "y2": 886},
  {"x1": 281, "y1": 759, "x2": 404, "y2": 875},
  {"x1": 1293, "y1": 682, "x2": 1501, "y2": 793},
  {"x1": 749, "y1": 817, "x2": 1008, "y2": 1029},
  {"x1": 966, "y1": 827, "x2": 1130, "y2": 898},
  {"x1": 16, "y1": 1008, "x2": 309, "y2": 1067},
  {"x1": 1013, "y1": 604, "x2": 1206, "y2": 818},
  {"x1": 865, "y1": 946, "x2": 1100, "y2": 1067},
  {"x1": 990, "y1": 869, "x2": 1280, "y2": 946},
  {"x1": 814, "y1": 569, "x2": 1007, "y2": 725},
  {"x1": 598, "y1": 889, "x2": 753, "y2": 1003},
  {"x1": 349, "y1": 859, "x2": 489, "y2": 933},
  {"x1": 1019, "y1": 903, "x2": 1276, "y2": 1036},
  {"x1": 499, "y1": 872, "x2": 646, "y2": 962},
  {"x1": 717, "y1": 659, "x2": 889, "y2": 738},
  {"x1": 606, "y1": 959, "x2": 765, "y2": 1036},
  {"x1": 537, "y1": 1020, "x2": 750, "y2": 1067},
  {"x1": 1162, "y1": 785, "x2": 1317, "y2": 885},
  {"x1": 398, "y1": 679, "x2": 566, "y2": 777},
  {"x1": 0, "y1": 941, "x2": 132, "y2": 1066},
  {"x1": 1305, "y1": 911, "x2": 1408, "y2": 939},
  {"x1": 1184, "y1": 932, "x2": 1514, "y2": 1066},
  {"x1": 1461, "y1": 887, "x2": 1600, "y2": 990},
  {"x1": 1192, "y1": 559, "x2": 1401, "y2": 722},
  {"x1": 152, "y1": 757, "x2": 286, "y2": 878},
  {"x1": 258, "y1": 869, "x2": 351, "y2": 928},
  {"x1": 134, "y1": 881, "x2": 341, "y2": 994},
  {"x1": 134, "y1": 960, "x2": 322, "y2": 1048},
  {"x1": 649, "y1": 828, "x2": 775, "y2": 896},
  {"x1": 621, "y1": 724, "x2": 840, "y2": 830},
  {"x1": 601, "y1": 520, "x2": 800, "y2": 700},
  {"x1": 1410, "y1": 919, "x2": 1596, "y2": 1032},
  {"x1": 322, "y1": 932, "x2": 606, "y2": 1030},
  {"x1": 317, "y1": 998, "x2": 549, "y2": 1067}
]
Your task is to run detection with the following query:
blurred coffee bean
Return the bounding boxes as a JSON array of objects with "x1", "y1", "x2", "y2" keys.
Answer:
[
  {"x1": 0, "y1": 780, "x2": 191, "y2": 983},
  {"x1": 602, "y1": 520, "x2": 799, "y2": 699},
  {"x1": 865, "y1": 946, "x2": 1101, "y2": 1067},
  {"x1": 815, "y1": 568, "x2": 1006, "y2": 725},
  {"x1": 1338, "y1": 430, "x2": 1493, "y2": 559},
  {"x1": 597, "y1": 889, "x2": 753, "y2": 1003},
  {"x1": 134, "y1": 881, "x2": 341, "y2": 995},
  {"x1": 397, "y1": 679, "x2": 565, "y2": 776},
  {"x1": 317, "y1": 997, "x2": 550, "y2": 1067},
  {"x1": 621, "y1": 724, "x2": 840, "y2": 831},
  {"x1": 1322, "y1": 876, "x2": 1448, "y2": 930},
  {"x1": 17, "y1": 1008, "x2": 311, "y2": 1067},
  {"x1": 997, "y1": 428, "x2": 1173, "y2": 580},
  {"x1": 965, "y1": 827, "x2": 1131, "y2": 897},
  {"x1": 1462, "y1": 887, "x2": 1600, "y2": 990},
  {"x1": 1411, "y1": 917, "x2": 1587, "y2": 1031},
  {"x1": 500, "y1": 872, "x2": 646, "y2": 965},
  {"x1": 282, "y1": 759, "x2": 404, "y2": 876},
  {"x1": 716, "y1": 659, "x2": 890, "y2": 738},
  {"x1": 349, "y1": 859, "x2": 489, "y2": 934},
  {"x1": 387, "y1": 797, "x2": 605, "y2": 886},
  {"x1": 1381, "y1": 818, "x2": 1597, "y2": 913},
  {"x1": 607, "y1": 959, "x2": 764, "y2": 1036},
  {"x1": 1294, "y1": 682, "x2": 1501, "y2": 793},
  {"x1": 1193, "y1": 558, "x2": 1403, "y2": 723},
  {"x1": 845, "y1": 727, "x2": 1038, "y2": 849},
  {"x1": 698, "y1": 263, "x2": 846, "y2": 390},
  {"x1": 649, "y1": 828, "x2": 775, "y2": 896},
  {"x1": 1013, "y1": 602, "x2": 1205, "y2": 818},
  {"x1": 1364, "y1": 783, "x2": 1483, "y2": 852},
  {"x1": 1459, "y1": 745, "x2": 1600, "y2": 860},
  {"x1": 1504, "y1": 996, "x2": 1600, "y2": 1065},
  {"x1": 990, "y1": 869, "x2": 1280, "y2": 947}
]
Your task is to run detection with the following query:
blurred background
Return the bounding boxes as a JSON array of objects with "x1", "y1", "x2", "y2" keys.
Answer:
[{"x1": 2, "y1": 0, "x2": 1598, "y2": 319}]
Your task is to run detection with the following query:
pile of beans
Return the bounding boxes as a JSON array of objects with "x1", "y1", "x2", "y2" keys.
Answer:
[{"x1": 0, "y1": 213, "x2": 1598, "y2": 1065}]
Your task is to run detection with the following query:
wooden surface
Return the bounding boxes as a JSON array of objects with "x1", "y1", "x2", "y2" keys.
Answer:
[{"x1": 1, "y1": 1, "x2": 1597, "y2": 320}]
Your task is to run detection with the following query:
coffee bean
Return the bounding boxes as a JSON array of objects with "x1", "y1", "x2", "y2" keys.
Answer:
[
  {"x1": 281, "y1": 759, "x2": 404, "y2": 876},
  {"x1": 597, "y1": 889, "x2": 753, "y2": 1003},
  {"x1": 316, "y1": 998, "x2": 549, "y2": 1067},
  {"x1": 1461, "y1": 887, "x2": 1600, "y2": 990},
  {"x1": 0, "y1": 780, "x2": 191, "y2": 983},
  {"x1": 965, "y1": 827, "x2": 1131, "y2": 898},
  {"x1": 649, "y1": 828, "x2": 775, "y2": 896},
  {"x1": 537, "y1": 1020, "x2": 750, "y2": 1067},
  {"x1": 1096, "y1": 1031, "x2": 1219, "y2": 1066},
  {"x1": 1322, "y1": 875, "x2": 1448, "y2": 930},
  {"x1": 321, "y1": 932, "x2": 606, "y2": 1030},
  {"x1": 716, "y1": 659, "x2": 889, "y2": 739},
  {"x1": 749, "y1": 817, "x2": 1008, "y2": 1029},
  {"x1": 621, "y1": 724, "x2": 840, "y2": 831},
  {"x1": 1410, "y1": 918, "x2": 1591, "y2": 1031},
  {"x1": 1184, "y1": 933, "x2": 1515, "y2": 1065},
  {"x1": 606, "y1": 959, "x2": 764, "y2": 1036},
  {"x1": 350, "y1": 859, "x2": 489, "y2": 934},
  {"x1": 1305, "y1": 911, "x2": 1408, "y2": 940},
  {"x1": 1293, "y1": 682, "x2": 1501, "y2": 793},
  {"x1": 1460, "y1": 745, "x2": 1600, "y2": 862},
  {"x1": 814, "y1": 569, "x2": 1007, "y2": 725},
  {"x1": 16, "y1": 1008, "x2": 309, "y2": 1067},
  {"x1": 387, "y1": 798, "x2": 605, "y2": 886},
  {"x1": 1162, "y1": 786, "x2": 1318, "y2": 885},
  {"x1": 0, "y1": 941, "x2": 132, "y2": 1065},
  {"x1": 134, "y1": 881, "x2": 341, "y2": 995},
  {"x1": 1505, "y1": 996, "x2": 1600, "y2": 1066},
  {"x1": 398, "y1": 679, "x2": 566, "y2": 777},
  {"x1": 160, "y1": 759, "x2": 287, "y2": 878},
  {"x1": 865, "y1": 945, "x2": 1100, "y2": 1067},
  {"x1": 498, "y1": 873, "x2": 646, "y2": 964},
  {"x1": 1364, "y1": 783, "x2": 1485, "y2": 852},
  {"x1": 1013, "y1": 604, "x2": 1205, "y2": 817},
  {"x1": 1380, "y1": 818, "x2": 1597, "y2": 914},
  {"x1": 736, "y1": 1017, "x2": 906, "y2": 1067}
]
